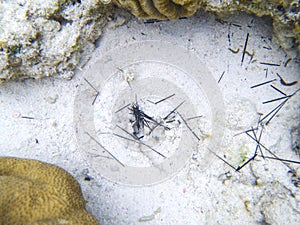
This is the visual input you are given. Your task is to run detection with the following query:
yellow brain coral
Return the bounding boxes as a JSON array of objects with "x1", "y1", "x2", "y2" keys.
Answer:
[
  {"x1": 0, "y1": 157, "x2": 100, "y2": 225},
  {"x1": 114, "y1": 0, "x2": 202, "y2": 20}
]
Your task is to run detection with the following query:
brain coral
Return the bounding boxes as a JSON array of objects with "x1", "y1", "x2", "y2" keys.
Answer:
[
  {"x1": 113, "y1": 0, "x2": 202, "y2": 20},
  {"x1": 0, "y1": 157, "x2": 100, "y2": 225}
]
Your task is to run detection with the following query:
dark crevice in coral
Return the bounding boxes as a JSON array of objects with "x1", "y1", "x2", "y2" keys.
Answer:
[
  {"x1": 51, "y1": 14, "x2": 73, "y2": 26},
  {"x1": 71, "y1": 0, "x2": 82, "y2": 6}
]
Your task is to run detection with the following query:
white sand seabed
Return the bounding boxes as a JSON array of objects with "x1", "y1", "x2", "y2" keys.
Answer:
[{"x1": 1, "y1": 10, "x2": 300, "y2": 225}]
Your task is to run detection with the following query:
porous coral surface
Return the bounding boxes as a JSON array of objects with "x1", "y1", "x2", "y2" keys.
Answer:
[{"x1": 0, "y1": 0, "x2": 111, "y2": 83}]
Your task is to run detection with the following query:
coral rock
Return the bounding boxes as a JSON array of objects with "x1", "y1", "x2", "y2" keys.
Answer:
[
  {"x1": 0, "y1": 157, "x2": 100, "y2": 225},
  {"x1": 1, "y1": 0, "x2": 299, "y2": 83},
  {"x1": 0, "y1": 0, "x2": 111, "y2": 83}
]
